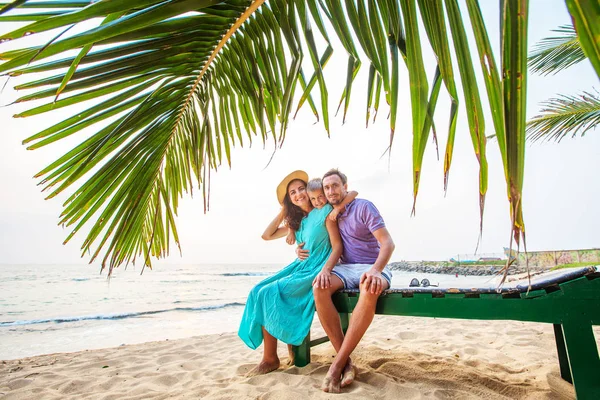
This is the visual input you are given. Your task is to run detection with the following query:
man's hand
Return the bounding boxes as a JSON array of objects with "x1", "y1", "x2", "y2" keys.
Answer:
[
  {"x1": 285, "y1": 230, "x2": 295, "y2": 245},
  {"x1": 360, "y1": 268, "x2": 385, "y2": 295},
  {"x1": 296, "y1": 242, "x2": 309, "y2": 260},
  {"x1": 327, "y1": 208, "x2": 340, "y2": 222},
  {"x1": 312, "y1": 269, "x2": 332, "y2": 289}
]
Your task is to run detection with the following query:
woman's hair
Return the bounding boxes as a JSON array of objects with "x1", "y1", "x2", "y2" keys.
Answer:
[
  {"x1": 282, "y1": 179, "x2": 308, "y2": 231},
  {"x1": 307, "y1": 178, "x2": 323, "y2": 192}
]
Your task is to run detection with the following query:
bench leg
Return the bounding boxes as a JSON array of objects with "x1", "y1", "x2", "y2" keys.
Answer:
[
  {"x1": 293, "y1": 333, "x2": 311, "y2": 367},
  {"x1": 340, "y1": 312, "x2": 349, "y2": 334},
  {"x1": 562, "y1": 320, "x2": 600, "y2": 400},
  {"x1": 553, "y1": 323, "x2": 572, "y2": 383}
]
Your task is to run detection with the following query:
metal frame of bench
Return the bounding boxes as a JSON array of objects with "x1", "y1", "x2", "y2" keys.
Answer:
[{"x1": 292, "y1": 266, "x2": 600, "y2": 399}]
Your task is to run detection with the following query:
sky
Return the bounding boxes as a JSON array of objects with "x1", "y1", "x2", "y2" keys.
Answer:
[{"x1": 0, "y1": 0, "x2": 599, "y2": 268}]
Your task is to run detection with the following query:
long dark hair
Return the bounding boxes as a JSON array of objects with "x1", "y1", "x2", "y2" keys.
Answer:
[{"x1": 282, "y1": 179, "x2": 308, "y2": 231}]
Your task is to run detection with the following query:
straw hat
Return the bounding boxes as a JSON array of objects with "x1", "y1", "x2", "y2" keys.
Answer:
[{"x1": 276, "y1": 170, "x2": 309, "y2": 205}]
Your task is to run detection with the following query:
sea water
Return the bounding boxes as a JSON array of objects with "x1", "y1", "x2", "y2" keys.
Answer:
[{"x1": 0, "y1": 263, "x2": 498, "y2": 360}]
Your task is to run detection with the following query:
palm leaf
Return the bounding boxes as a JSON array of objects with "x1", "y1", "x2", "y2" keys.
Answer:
[
  {"x1": 566, "y1": 0, "x2": 600, "y2": 78},
  {"x1": 500, "y1": 0, "x2": 529, "y2": 285},
  {"x1": 527, "y1": 91, "x2": 600, "y2": 142},
  {"x1": 1, "y1": 0, "x2": 590, "y2": 275},
  {"x1": 445, "y1": 0, "x2": 488, "y2": 230},
  {"x1": 0, "y1": 0, "x2": 26, "y2": 15},
  {"x1": 528, "y1": 24, "x2": 586, "y2": 75},
  {"x1": 418, "y1": 0, "x2": 459, "y2": 192}
]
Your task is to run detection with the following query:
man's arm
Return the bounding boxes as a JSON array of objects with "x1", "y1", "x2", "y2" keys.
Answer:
[
  {"x1": 360, "y1": 227, "x2": 395, "y2": 295},
  {"x1": 371, "y1": 227, "x2": 395, "y2": 272},
  {"x1": 295, "y1": 242, "x2": 309, "y2": 260}
]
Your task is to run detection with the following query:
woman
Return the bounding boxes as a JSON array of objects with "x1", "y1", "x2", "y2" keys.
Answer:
[{"x1": 238, "y1": 170, "x2": 343, "y2": 376}]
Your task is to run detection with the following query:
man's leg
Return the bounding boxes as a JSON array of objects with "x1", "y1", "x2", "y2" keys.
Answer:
[
  {"x1": 246, "y1": 327, "x2": 280, "y2": 376},
  {"x1": 321, "y1": 279, "x2": 390, "y2": 392},
  {"x1": 313, "y1": 275, "x2": 345, "y2": 351},
  {"x1": 314, "y1": 276, "x2": 357, "y2": 387}
]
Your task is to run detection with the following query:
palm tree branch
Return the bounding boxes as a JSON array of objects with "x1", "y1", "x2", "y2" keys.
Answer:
[
  {"x1": 0, "y1": 0, "x2": 547, "y2": 274},
  {"x1": 527, "y1": 91, "x2": 600, "y2": 142},
  {"x1": 528, "y1": 24, "x2": 586, "y2": 75},
  {"x1": 171, "y1": 0, "x2": 265, "y2": 140}
]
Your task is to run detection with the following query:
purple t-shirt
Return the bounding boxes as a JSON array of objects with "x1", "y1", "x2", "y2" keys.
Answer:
[{"x1": 337, "y1": 198, "x2": 386, "y2": 264}]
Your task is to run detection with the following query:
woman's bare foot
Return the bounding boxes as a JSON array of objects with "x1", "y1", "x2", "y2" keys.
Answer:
[
  {"x1": 245, "y1": 358, "x2": 280, "y2": 377},
  {"x1": 321, "y1": 364, "x2": 343, "y2": 393},
  {"x1": 286, "y1": 344, "x2": 296, "y2": 366},
  {"x1": 340, "y1": 360, "x2": 356, "y2": 387}
]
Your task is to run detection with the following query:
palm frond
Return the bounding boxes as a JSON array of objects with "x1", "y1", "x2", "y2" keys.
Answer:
[
  {"x1": 566, "y1": 0, "x2": 600, "y2": 78},
  {"x1": 528, "y1": 24, "x2": 586, "y2": 75},
  {"x1": 0, "y1": 0, "x2": 548, "y2": 273},
  {"x1": 501, "y1": 0, "x2": 528, "y2": 279},
  {"x1": 527, "y1": 91, "x2": 600, "y2": 142}
]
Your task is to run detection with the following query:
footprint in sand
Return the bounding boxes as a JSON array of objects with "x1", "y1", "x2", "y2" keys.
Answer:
[
  {"x1": 444, "y1": 329, "x2": 461, "y2": 336},
  {"x1": 398, "y1": 331, "x2": 418, "y2": 340},
  {"x1": 433, "y1": 388, "x2": 470, "y2": 399},
  {"x1": 154, "y1": 374, "x2": 180, "y2": 387},
  {"x1": 235, "y1": 364, "x2": 254, "y2": 375},
  {"x1": 6, "y1": 378, "x2": 34, "y2": 391}
]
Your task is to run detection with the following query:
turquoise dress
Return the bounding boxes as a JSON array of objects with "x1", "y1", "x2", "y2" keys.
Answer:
[{"x1": 238, "y1": 204, "x2": 333, "y2": 348}]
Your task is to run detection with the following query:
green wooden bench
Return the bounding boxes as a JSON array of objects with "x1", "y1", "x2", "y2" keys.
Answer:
[{"x1": 292, "y1": 266, "x2": 600, "y2": 399}]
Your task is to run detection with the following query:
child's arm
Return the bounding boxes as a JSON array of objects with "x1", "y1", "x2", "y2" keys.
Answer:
[
  {"x1": 328, "y1": 190, "x2": 358, "y2": 221},
  {"x1": 285, "y1": 227, "x2": 296, "y2": 245}
]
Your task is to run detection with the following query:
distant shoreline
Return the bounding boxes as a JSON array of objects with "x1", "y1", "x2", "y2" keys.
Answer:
[{"x1": 387, "y1": 261, "x2": 525, "y2": 276}]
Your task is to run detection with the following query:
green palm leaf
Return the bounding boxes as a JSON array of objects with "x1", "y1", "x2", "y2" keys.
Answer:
[
  {"x1": 528, "y1": 24, "x2": 586, "y2": 75},
  {"x1": 501, "y1": 0, "x2": 529, "y2": 284},
  {"x1": 527, "y1": 91, "x2": 600, "y2": 142},
  {"x1": 2, "y1": 0, "x2": 588, "y2": 275},
  {"x1": 566, "y1": 0, "x2": 600, "y2": 78}
]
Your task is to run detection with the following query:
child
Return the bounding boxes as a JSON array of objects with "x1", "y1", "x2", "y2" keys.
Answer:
[{"x1": 286, "y1": 178, "x2": 358, "y2": 245}]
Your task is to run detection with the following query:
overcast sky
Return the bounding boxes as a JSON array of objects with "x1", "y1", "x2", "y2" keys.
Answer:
[{"x1": 1, "y1": 0, "x2": 598, "y2": 269}]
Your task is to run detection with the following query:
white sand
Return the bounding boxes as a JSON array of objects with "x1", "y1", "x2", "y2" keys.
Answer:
[{"x1": 2, "y1": 316, "x2": 597, "y2": 399}]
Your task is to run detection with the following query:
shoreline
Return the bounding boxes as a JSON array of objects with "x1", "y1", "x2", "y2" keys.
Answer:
[
  {"x1": 3, "y1": 316, "x2": 594, "y2": 399},
  {"x1": 389, "y1": 261, "x2": 534, "y2": 276}
]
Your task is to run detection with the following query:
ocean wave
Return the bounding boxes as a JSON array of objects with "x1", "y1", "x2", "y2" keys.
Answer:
[
  {"x1": 159, "y1": 279, "x2": 209, "y2": 284},
  {"x1": 221, "y1": 272, "x2": 272, "y2": 277},
  {"x1": 0, "y1": 302, "x2": 245, "y2": 327}
]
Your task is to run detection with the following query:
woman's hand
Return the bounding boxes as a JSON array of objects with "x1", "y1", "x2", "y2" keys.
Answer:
[{"x1": 313, "y1": 269, "x2": 332, "y2": 289}]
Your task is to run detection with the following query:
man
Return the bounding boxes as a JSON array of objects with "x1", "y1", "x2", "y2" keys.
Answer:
[{"x1": 298, "y1": 168, "x2": 395, "y2": 393}]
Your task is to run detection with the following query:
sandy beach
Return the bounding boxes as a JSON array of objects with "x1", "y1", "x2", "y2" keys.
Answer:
[{"x1": 2, "y1": 315, "x2": 596, "y2": 399}]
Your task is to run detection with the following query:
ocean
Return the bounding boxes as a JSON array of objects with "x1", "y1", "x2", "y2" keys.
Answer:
[{"x1": 0, "y1": 263, "x2": 498, "y2": 360}]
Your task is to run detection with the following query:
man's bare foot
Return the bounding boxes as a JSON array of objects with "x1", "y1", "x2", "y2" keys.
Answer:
[
  {"x1": 286, "y1": 344, "x2": 295, "y2": 366},
  {"x1": 341, "y1": 360, "x2": 356, "y2": 387},
  {"x1": 321, "y1": 365, "x2": 343, "y2": 393},
  {"x1": 245, "y1": 358, "x2": 280, "y2": 377}
]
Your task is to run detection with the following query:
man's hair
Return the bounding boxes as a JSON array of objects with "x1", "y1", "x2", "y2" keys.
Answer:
[
  {"x1": 323, "y1": 168, "x2": 347, "y2": 185},
  {"x1": 307, "y1": 178, "x2": 323, "y2": 192}
]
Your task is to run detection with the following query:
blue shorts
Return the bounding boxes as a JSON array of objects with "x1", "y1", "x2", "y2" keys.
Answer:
[{"x1": 331, "y1": 263, "x2": 393, "y2": 289}]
